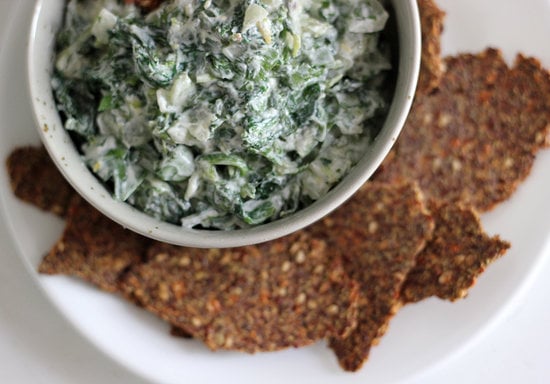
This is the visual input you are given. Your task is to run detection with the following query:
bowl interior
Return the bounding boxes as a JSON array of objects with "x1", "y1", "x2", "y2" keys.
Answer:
[{"x1": 27, "y1": 0, "x2": 420, "y2": 248}]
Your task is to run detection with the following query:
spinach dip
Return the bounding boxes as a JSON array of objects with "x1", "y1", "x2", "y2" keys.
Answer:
[{"x1": 52, "y1": 0, "x2": 392, "y2": 229}]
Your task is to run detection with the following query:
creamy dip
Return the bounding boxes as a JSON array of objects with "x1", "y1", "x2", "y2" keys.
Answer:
[{"x1": 53, "y1": 0, "x2": 392, "y2": 229}]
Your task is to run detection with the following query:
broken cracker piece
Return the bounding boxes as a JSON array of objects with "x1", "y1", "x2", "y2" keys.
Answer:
[
  {"x1": 375, "y1": 48, "x2": 550, "y2": 211},
  {"x1": 121, "y1": 232, "x2": 359, "y2": 353},
  {"x1": 310, "y1": 182, "x2": 434, "y2": 372},
  {"x1": 401, "y1": 200, "x2": 510, "y2": 303},
  {"x1": 38, "y1": 195, "x2": 150, "y2": 292},
  {"x1": 6, "y1": 146, "x2": 74, "y2": 217},
  {"x1": 417, "y1": 0, "x2": 446, "y2": 95}
]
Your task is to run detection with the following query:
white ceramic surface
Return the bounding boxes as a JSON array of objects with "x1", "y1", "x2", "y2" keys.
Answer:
[
  {"x1": 1, "y1": 1, "x2": 550, "y2": 384},
  {"x1": 26, "y1": 0, "x2": 421, "y2": 248}
]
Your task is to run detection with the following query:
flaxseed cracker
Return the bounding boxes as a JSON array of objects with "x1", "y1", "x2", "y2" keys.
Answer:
[
  {"x1": 121, "y1": 232, "x2": 360, "y2": 353},
  {"x1": 375, "y1": 48, "x2": 550, "y2": 211},
  {"x1": 6, "y1": 146, "x2": 74, "y2": 217},
  {"x1": 401, "y1": 200, "x2": 510, "y2": 303},
  {"x1": 310, "y1": 181, "x2": 434, "y2": 372},
  {"x1": 417, "y1": 0, "x2": 446, "y2": 95},
  {"x1": 38, "y1": 195, "x2": 150, "y2": 292}
]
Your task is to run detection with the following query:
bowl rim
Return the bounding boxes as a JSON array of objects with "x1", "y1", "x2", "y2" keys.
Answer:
[{"x1": 27, "y1": 0, "x2": 421, "y2": 248}]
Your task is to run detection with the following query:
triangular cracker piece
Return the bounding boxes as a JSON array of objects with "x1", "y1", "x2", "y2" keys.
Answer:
[
  {"x1": 401, "y1": 200, "x2": 510, "y2": 303},
  {"x1": 38, "y1": 196, "x2": 150, "y2": 292},
  {"x1": 310, "y1": 182, "x2": 434, "y2": 372},
  {"x1": 121, "y1": 232, "x2": 359, "y2": 353}
]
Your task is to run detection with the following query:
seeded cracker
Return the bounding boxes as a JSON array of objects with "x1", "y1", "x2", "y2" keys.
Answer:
[
  {"x1": 6, "y1": 146, "x2": 75, "y2": 217},
  {"x1": 309, "y1": 182, "x2": 434, "y2": 372},
  {"x1": 38, "y1": 196, "x2": 150, "y2": 292},
  {"x1": 121, "y1": 232, "x2": 359, "y2": 353},
  {"x1": 375, "y1": 48, "x2": 550, "y2": 211},
  {"x1": 417, "y1": 0, "x2": 446, "y2": 95},
  {"x1": 401, "y1": 200, "x2": 510, "y2": 303}
]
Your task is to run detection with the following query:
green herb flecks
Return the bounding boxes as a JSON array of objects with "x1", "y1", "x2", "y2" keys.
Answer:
[{"x1": 52, "y1": 0, "x2": 392, "y2": 229}]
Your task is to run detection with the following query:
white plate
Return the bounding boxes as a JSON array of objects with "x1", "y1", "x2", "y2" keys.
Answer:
[{"x1": 1, "y1": 1, "x2": 549, "y2": 383}]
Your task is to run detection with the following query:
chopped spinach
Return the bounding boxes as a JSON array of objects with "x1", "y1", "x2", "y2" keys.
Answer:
[{"x1": 53, "y1": 0, "x2": 391, "y2": 229}]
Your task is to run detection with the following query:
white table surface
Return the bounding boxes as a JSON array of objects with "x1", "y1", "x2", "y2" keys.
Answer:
[{"x1": 1, "y1": 1, "x2": 549, "y2": 383}]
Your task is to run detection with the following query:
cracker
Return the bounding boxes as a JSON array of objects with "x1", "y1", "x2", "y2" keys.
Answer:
[
  {"x1": 6, "y1": 146, "x2": 74, "y2": 217},
  {"x1": 38, "y1": 195, "x2": 150, "y2": 292},
  {"x1": 375, "y1": 48, "x2": 550, "y2": 211},
  {"x1": 401, "y1": 200, "x2": 510, "y2": 303},
  {"x1": 437, "y1": 48, "x2": 509, "y2": 94},
  {"x1": 310, "y1": 182, "x2": 434, "y2": 372},
  {"x1": 496, "y1": 53, "x2": 550, "y2": 149},
  {"x1": 417, "y1": 0, "x2": 446, "y2": 95},
  {"x1": 121, "y1": 232, "x2": 359, "y2": 353}
]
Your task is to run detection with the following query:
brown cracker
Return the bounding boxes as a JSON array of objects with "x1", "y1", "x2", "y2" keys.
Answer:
[
  {"x1": 6, "y1": 146, "x2": 75, "y2": 217},
  {"x1": 310, "y1": 182, "x2": 434, "y2": 372},
  {"x1": 375, "y1": 48, "x2": 550, "y2": 211},
  {"x1": 417, "y1": 0, "x2": 446, "y2": 95},
  {"x1": 38, "y1": 195, "x2": 150, "y2": 292},
  {"x1": 401, "y1": 200, "x2": 510, "y2": 303},
  {"x1": 437, "y1": 48, "x2": 509, "y2": 94},
  {"x1": 121, "y1": 232, "x2": 359, "y2": 353}
]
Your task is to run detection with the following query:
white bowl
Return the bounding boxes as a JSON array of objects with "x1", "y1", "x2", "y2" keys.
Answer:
[{"x1": 27, "y1": 0, "x2": 421, "y2": 248}]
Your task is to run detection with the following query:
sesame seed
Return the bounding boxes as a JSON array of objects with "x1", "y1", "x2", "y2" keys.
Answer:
[{"x1": 295, "y1": 250, "x2": 306, "y2": 263}]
